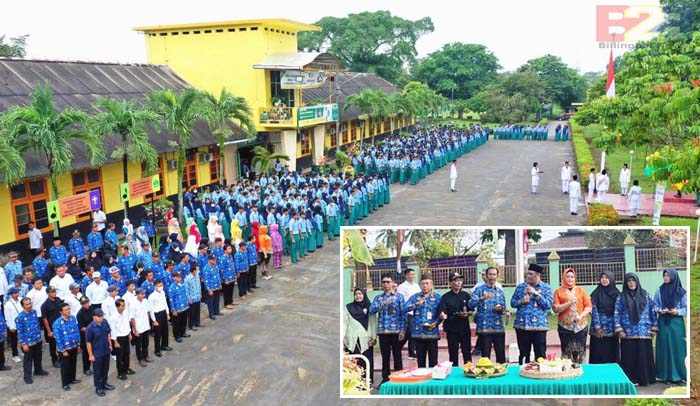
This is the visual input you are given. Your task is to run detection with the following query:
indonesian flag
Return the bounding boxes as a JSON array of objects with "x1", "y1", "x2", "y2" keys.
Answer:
[
  {"x1": 396, "y1": 229, "x2": 405, "y2": 273},
  {"x1": 605, "y1": 49, "x2": 615, "y2": 99},
  {"x1": 522, "y1": 229, "x2": 529, "y2": 257}
]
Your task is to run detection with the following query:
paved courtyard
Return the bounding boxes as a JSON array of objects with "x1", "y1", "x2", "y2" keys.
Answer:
[{"x1": 364, "y1": 138, "x2": 588, "y2": 226}]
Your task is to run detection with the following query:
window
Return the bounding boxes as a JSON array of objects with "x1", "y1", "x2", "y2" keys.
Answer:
[
  {"x1": 384, "y1": 118, "x2": 391, "y2": 133},
  {"x1": 350, "y1": 122, "x2": 358, "y2": 141},
  {"x1": 341, "y1": 123, "x2": 349, "y2": 144},
  {"x1": 328, "y1": 126, "x2": 337, "y2": 148},
  {"x1": 299, "y1": 131, "x2": 311, "y2": 156},
  {"x1": 182, "y1": 149, "x2": 198, "y2": 189},
  {"x1": 209, "y1": 146, "x2": 221, "y2": 183},
  {"x1": 141, "y1": 156, "x2": 166, "y2": 202},
  {"x1": 270, "y1": 70, "x2": 295, "y2": 107},
  {"x1": 11, "y1": 178, "x2": 51, "y2": 238},
  {"x1": 72, "y1": 168, "x2": 103, "y2": 222}
]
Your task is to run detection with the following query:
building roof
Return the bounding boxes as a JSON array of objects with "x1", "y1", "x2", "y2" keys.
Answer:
[
  {"x1": 530, "y1": 234, "x2": 588, "y2": 252},
  {"x1": 133, "y1": 18, "x2": 320, "y2": 33},
  {"x1": 302, "y1": 72, "x2": 401, "y2": 121},
  {"x1": 0, "y1": 58, "x2": 247, "y2": 181},
  {"x1": 253, "y1": 52, "x2": 343, "y2": 71}
]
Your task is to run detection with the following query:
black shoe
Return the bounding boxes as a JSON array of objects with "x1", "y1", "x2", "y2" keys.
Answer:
[
  {"x1": 118, "y1": 374, "x2": 127, "y2": 380},
  {"x1": 127, "y1": 369, "x2": 136, "y2": 375},
  {"x1": 24, "y1": 378, "x2": 33, "y2": 384},
  {"x1": 84, "y1": 370, "x2": 93, "y2": 376},
  {"x1": 162, "y1": 346, "x2": 173, "y2": 352},
  {"x1": 35, "y1": 370, "x2": 49, "y2": 376},
  {"x1": 155, "y1": 352, "x2": 162, "y2": 357},
  {"x1": 0, "y1": 365, "x2": 11, "y2": 371},
  {"x1": 182, "y1": 333, "x2": 191, "y2": 338},
  {"x1": 96, "y1": 388, "x2": 105, "y2": 396},
  {"x1": 70, "y1": 379, "x2": 81, "y2": 384},
  {"x1": 63, "y1": 385, "x2": 70, "y2": 391},
  {"x1": 175, "y1": 337, "x2": 183, "y2": 343},
  {"x1": 209, "y1": 316, "x2": 216, "y2": 320},
  {"x1": 53, "y1": 361, "x2": 61, "y2": 368},
  {"x1": 216, "y1": 313, "x2": 223, "y2": 316},
  {"x1": 104, "y1": 383, "x2": 115, "y2": 390},
  {"x1": 251, "y1": 285, "x2": 261, "y2": 289}
]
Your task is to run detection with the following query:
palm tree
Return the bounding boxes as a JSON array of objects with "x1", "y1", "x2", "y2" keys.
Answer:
[
  {"x1": 370, "y1": 90, "x2": 389, "y2": 145},
  {"x1": 204, "y1": 88, "x2": 256, "y2": 183},
  {"x1": 4, "y1": 82, "x2": 104, "y2": 237},
  {"x1": 91, "y1": 97, "x2": 160, "y2": 218},
  {"x1": 147, "y1": 88, "x2": 208, "y2": 225},
  {"x1": 0, "y1": 120, "x2": 26, "y2": 184},
  {"x1": 251, "y1": 146, "x2": 289, "y2": 175},
  {"x1": 344, "y1": 89, "x2": 375, "y2": 147},
  {"x1": 376, "y1": 229, "x2": 398, "y2": 254}
]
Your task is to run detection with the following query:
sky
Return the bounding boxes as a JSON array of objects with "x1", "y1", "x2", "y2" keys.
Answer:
[{"x1": 1, "y1": 0, "x2": 662, "y2": 74}]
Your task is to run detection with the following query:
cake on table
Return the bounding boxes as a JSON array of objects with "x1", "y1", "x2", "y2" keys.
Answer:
[
  {"x1": 463, "y1": 357, "x2": 507, "y2": 378},
  {"x1": 520, "y1": 357, "x2": 582, "y2": 379}
]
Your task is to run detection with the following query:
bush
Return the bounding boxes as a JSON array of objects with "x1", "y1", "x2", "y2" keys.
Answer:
[
  {"x1": 588, "y1": 203, "x2": 619, "y2": 225},
  {"x1": 625, "y1": 399, "x2": 672, "y2": 406},
  {"x1": 537, "y1": 118, "x2": 549, "y2": 126},
  {"x1": 571, "y1": 120, "x2": 596, "y2": 188}
]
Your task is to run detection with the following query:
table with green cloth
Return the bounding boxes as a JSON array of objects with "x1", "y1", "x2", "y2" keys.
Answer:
[{"x1": 378, "y1": 364, "x2": 638, "y2": 395}]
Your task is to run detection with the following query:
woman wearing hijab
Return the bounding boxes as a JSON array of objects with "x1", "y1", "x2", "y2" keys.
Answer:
[
  {"x1": 343, "y1": 288, "x2": 377, "y2": 386},
  {"x1": 305, "y1": 210, "x2": 316, "y2": 254},
  {"x1": 167, "y1": 217, "x2": 183, "y2": 242},
  {"x1": 258, "y1": 226, "x2": 273, "y2": 280},
  {"x1": 654, "y1": 269, "x2": 687, "y2": 383},
  {"x1": 184, "y1": 220, "x2": 201, "y2": 257},
  {"x1": 313, "y1": 205, "x2": 324, "y2": 249},
  {"x1": 230, "y1": 219, "x2": 243, "y2": 244},
  {"x1": 219, "y1": 199, "x2": 231, "y2": 240},
  {"x1": 589, "y1": 271, "x2": 620, "y2": 364},
  {"x1": 615, "y1": 273, "x2": 658, "y2": 386},
  {"x1": 67, "y1": 254, "x2": 84, "y2": 280},
  {"x1": 207, "y1": 216, "x2": 222, "y2": 244},
  {"x1": 552, "y1": 268, "x2": 592, "y2": 363},
  {"x1": 270, "y1": 224, "x2": 284, "y2": 270},
  {"x1": 86, "y1": 250, "x2": 102, "y2": 273}
]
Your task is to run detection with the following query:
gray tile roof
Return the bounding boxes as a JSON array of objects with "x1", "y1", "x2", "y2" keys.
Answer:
[
  {"x1": 0, "y1": 58, "x2": 247, "y2": 180},
  {"x1": 302, "y1": 72, "x2": 400, "y2": 121}
]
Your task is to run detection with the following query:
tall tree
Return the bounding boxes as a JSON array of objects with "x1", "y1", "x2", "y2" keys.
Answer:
[
  {"x1": 412, "y1": 43, "x2": 501, "y2": 101},
  {"x1": 469, "y1": 71, "x2": 546, "y2": 123},
  {"x1": 251, "y1": 146, "x2": 289, "y2": 175},
  {"x1": 0, "y1": 34, "x2": 28, "y2": 57},
  {"x1": 298, "y1": 11, "x2": 434, "y2": 83},
  {"x1": 344, "y1": 89, "x2": 375, "y2": 147},
  {"x1": 204, "y1": 88, "x2": 257, "y2": 183},
  {"x1": 91, "y1": 98, "x2": 160, "y2": 218},
  {"x1": 660, "y1": 0, "x2": 700, "y2": 37},
  {"x1": 147, "y1": 88, "x2": 208, "y2": 226},
  {"x1": 4, "y1": 82, "x2": 104, "y2": 237},
  {"x1": 369, "y1": 90, "x2": 389, "y2": 145},
  {"x1": 518, "y1": 54, "x2": 587, "y2": 108}
]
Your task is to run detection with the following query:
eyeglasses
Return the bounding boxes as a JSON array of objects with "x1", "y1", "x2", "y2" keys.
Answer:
[{"x1": 382, "y1": 280, "x2": 392, "y2": 284}]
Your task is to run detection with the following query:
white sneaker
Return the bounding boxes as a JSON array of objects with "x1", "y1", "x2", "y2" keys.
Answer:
[
  {"x1": 13, "y1": 356, "x2": 22, "y2": 363},
  {"x1": 264, "y1": 275, "x2": 273, "y2": 280},
  {"x1": 111, "y1": 355, "x2": 116, "y2": 361}
]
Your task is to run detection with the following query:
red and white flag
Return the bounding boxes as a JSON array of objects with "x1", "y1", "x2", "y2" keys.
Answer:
[
  {"x1": 605, "y1": 49, "x2": 615, "y2": 99},
  {"x1": 522, "y1": 229, "x2": 529, "y2": 257}
]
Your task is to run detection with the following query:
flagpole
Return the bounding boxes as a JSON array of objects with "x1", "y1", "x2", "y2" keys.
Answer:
[{"x1": 602, "y1": 35, "x2": 617, "y2": 172}]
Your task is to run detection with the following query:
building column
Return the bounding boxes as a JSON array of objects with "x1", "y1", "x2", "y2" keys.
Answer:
[
  {"x1": 547, "y1": 250, "x2": 560, "y2": 288},
  {"x1": 623, "y1": 234, "x2": 637, "y2": 273},
  {"x1": 223, "y1": 143, "x2": 239, "y2": 185},
  {"x1": 280, "y1": 129, "x2": 298, "y2": 172},
  {"x1": 313, "y1": 124, "x2": 325, "y2": 167},
  {"x1": 343, "y1": 266, "x2": 354, "y2": 303},
  {"x1": 475, "y1": 252, "x2": 488, "y2": 278}
]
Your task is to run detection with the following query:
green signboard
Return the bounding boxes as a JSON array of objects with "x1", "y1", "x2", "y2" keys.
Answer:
[{"x1": 297, "y1": 103, "x2": 338, "y2": 127}]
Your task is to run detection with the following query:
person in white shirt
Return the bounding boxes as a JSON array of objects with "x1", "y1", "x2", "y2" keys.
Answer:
[
  {"x1": 85, "y1": 272, "x2": 108, "y2": 310},
  {"x1": 531, "y1": 162, "x2": 543, "y2": 194},
  {"x1": 92, "y1": 210, "x2": 107, "y2": 233},
  {"x1": 596, "y1": 169, "x2": 610, "y2": 203},
  {"x1": 130, "y1": 288, "x2": 154, "y2": 366},
  {"x1": 0, "y1": 266, "x2": 8, "y2": 303},
  {"x1": 449, "y1": 160, "x2": 458, "y2": 192},
  {"x1": 587, "y1": 168, "x2": 596, "y2": 205},
  {"x1": 561, "y1": 161, "x2": 571, "y2": 194},
  {"x1": 108, "y1": 298, "x2": 133, "y2": 380},
  {"x1": 619, "y1": 163, "x2": 631, "y2": 196},
  {"x1": 122, "y1": 281, "x2": 137, "y2": 308},
  {"x1": 396, "y1": 268, "x2": 421, "y2": 359},
  {"x1": 627, "y1": 180, "x2": 642, "y2": 217},
  {"x1": 3, "y1": 287, "x2": 23, "y2": 362},
  {"x1": 568, "y1": 175, "x2": 582, "y2": 215},
  {"x1": 148, "y1": 280, "x2": 171, "y2": 356},
  {"x1": 101, "y1": 286, "x2": 119, "y2": 320},
  {"x1": 49, "y1": 264, "x2": 75, "y2": 300},
  {"x1": 28, "y1": 221, "x2": 43, "y2": 254},
  {"x1": 26, "y1": 278, "x2": 48, "y2": 317},
  {"x1": 64, "y1": 283, "x2": 83, "y2": 317}
]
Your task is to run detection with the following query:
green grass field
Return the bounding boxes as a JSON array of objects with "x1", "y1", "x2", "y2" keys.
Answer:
[{"x1": 634, "y1": 216, "x2": 699, "y2": 235}]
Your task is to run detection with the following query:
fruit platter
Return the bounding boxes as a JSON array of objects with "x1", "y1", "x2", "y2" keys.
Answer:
[
  {"x1": 520, "y1": 357, "x2": 582, "y2": 380},
  {"x1": 462, "y1": 357, "x2": 507, "y2": 379},
  {"x1": 388, "y1": 368, "x2": 433, "y2": 383}
]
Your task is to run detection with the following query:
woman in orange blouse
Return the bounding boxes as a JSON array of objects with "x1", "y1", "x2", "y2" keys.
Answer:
[{"x1": 553, "y1": 268, "x2": 592, "y2": 363}]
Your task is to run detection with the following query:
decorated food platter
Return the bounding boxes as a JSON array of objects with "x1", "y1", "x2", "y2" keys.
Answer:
[
  {"x1": 463, "y1": 358, "x2": 508, "y2": 379},
  {"x1": 388, "y1": 368, "x2": 433, "y2": 383},
  {"x1": 519, "y1": 358, "x2": 583, "y2": 380}
]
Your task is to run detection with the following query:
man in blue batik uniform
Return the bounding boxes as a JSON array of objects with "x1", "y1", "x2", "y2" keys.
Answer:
[
  {"x1": 511, "y1": 263, "x2": 553, "y2": 364},
  {"x1": 53, "y1": 302, "x2": 81, "y2": 390},
  {"x1": 369, "y1": 272, "x2": 405, "y2": 386},
  {"x1": 469, "y1": 266, "x2": 509, "y2": 363},
  {"x1": 404, "y1": 274, "x2": 442, "y2": 368}
]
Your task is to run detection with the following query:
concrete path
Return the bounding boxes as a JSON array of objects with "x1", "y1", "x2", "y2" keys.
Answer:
[{"x1": 365, "y1": 139, "x2": 587, "y2": 226}]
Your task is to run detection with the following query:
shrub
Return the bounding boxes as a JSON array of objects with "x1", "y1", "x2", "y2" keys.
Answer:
[
  {"x1": 588, "y1": 203, "x2": 619, "y2": 225},
  {"x1": 625, "y1": 399, "x2": 672, "y2": 406},
  {"x1": 571, "y1": 120, "x2": 596, "y2": 188}
]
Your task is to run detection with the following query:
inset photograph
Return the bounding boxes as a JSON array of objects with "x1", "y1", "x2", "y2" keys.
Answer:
[{"x1": 340, "y1": 227, "x2": 690, "y2": 398}]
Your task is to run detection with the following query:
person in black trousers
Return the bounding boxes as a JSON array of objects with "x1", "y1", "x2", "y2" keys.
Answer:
[
  {"x1": 76, "y1": 297, "x2": 93, "y2": 375},
  {"x1": 368, "y1": 273, "x2": 406, "y2": 386},
  {"x1": 53, "y1": 302, "x2": 80, "y2": 390},
  {"x1": 110, "y1": 299, "x2": 134, "y2": 380},
  {"x1": 85, "y1": 309, "x2": 114, "y2": 396},
  {"x1": 438, "y1": 272, "x2": 473, "y2": 366},
  {"x1": 149, "y1": 280, "x2": 171, "y2": 356},
  {"x1": 16, "y1": 297, "x2": 49, "y2": 384},
  {"x1": 40, "y1": 287, "x2": 62, "y2": 368}
]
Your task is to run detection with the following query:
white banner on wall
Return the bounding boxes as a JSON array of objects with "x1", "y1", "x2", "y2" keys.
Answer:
[{"x1": 281, "y1": 70, "x2": 327, "y2": 89}]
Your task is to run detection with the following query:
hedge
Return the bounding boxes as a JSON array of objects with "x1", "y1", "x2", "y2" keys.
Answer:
[
  {"x1": 570, "y1": 120, "x2": 596, "y2": 189},
  {"x1": 588, "y1": 203, "x2": 619, "y2": 225}
]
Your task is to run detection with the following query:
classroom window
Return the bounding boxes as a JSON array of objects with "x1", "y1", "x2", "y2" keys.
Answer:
[
  {"x1": 182, "y1": 149, "x2": 198, "y2": 189},
  {"x1": 209, "y1": 146, "x2": 221, "y2": 183},
  {"x1": 11, "y1": 178, "x2": 51, "y2": 238},
  {"x1": 72, "y1": 168, "x2": 103, "y2": 222},
  {"x1": 299, "y1": 131, "x2": 311, "y2": 156},
  {"x1": 350, "y1": 123, "x2": 357, "y2": 142},
  {"x1": 328, "y1": 126, "x2": 337, "y2": 148}
]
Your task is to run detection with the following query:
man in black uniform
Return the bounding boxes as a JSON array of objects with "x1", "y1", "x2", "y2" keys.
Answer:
[
  {"x1": 76, "y1": 296, "x2": 93, "y2": 375},
  {"x1": 40, "y1": 286, "x2": 63, "y2": 368},
  {"x1": 438, "y1": 272, "x2": 473, "y2": 366}
]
